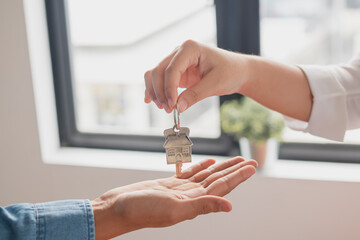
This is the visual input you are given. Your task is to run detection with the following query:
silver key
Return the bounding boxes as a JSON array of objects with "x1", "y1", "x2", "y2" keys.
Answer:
[{"x1": 163, "y1": 104, "x2": 193, "y2": 177}]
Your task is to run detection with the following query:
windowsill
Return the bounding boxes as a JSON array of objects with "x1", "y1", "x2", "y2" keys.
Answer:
[
  {"x1": 252, "y1": 139, "x2": 360, "y2": 183},
  {"x1": 43, "y1": 147, "x2": 229, "y2": 173},
  {"x1": 43, "y1": 146, "x2": 360, "y2": 183},
  {"x1": 260, "y1": 159, "x2": 360, "y2": 183}
]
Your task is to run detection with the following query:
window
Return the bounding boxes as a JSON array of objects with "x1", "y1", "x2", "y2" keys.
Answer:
[
  {"x1": 67, "y1": 0, "x2": 219, "y2": 138},
  {"x1": 45, "y1": 0, "x2": 238, "y2": 155},
  {"x1": 46, "y1": 0, "x2": 360, "y2": 162}
]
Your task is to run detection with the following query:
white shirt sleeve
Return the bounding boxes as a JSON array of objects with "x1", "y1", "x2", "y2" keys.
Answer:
[{"x1": 284, "y1": 53, "x2": 360, "y2": 142}]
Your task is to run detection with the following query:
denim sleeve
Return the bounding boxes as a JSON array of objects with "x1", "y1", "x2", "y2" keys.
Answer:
[{"x1": 0, "y1": 199, "x2": 95, "y2": 240}]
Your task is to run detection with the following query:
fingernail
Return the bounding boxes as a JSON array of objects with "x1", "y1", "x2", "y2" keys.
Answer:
[
  {"x1": 154, "y1": 99, "x2": 161, "y2": 108},
  {"x1": 220, "y1": 202, "x2": 231, "y2": 212},
  {"x1": 178, "y1": 99, "x2": 188, "y2": 113},
  {"x1": 167, "y1": 99, "x2": 173, "y2": 110},
  {"x1": 243, "y1": 167, "x2": 256, "y2": 178}
]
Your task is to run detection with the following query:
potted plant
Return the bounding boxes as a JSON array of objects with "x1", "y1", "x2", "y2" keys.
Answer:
[{"x1": 220, "y1": 98, "x2": 284, "y2": 168}]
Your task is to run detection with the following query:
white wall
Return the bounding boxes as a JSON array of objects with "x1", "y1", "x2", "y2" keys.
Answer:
[{"x1": 1, "y1": 0, "x2": 360, "y2": 239}]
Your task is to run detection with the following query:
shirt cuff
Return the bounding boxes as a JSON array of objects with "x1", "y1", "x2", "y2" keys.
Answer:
[
  {"x1": 35, "y1": 199, "x2": 95, "y2": 240},
  {"x1": 284, "y1": 65, "x2": 347, "y2": 142}
]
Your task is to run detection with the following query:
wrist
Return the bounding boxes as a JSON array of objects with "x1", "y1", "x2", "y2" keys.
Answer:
[
  {"x1": 237, "y1": 54, "x2": 260, "y2": 96},
  {"x1": 91, "y1": 198, "x2": 110, "y2": 240},
  {"x1": 91, "y1": 198, "x2": 128, "y2": 240}
]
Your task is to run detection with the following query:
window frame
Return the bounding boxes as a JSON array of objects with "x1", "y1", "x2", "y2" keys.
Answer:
[{"x1": 45, "y1": 0, "x2": 240, "y2": 156}]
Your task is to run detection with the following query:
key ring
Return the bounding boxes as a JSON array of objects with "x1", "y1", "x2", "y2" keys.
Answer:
[{"x1": 173, "y1": 102, "x2": 180, "y2": 133}]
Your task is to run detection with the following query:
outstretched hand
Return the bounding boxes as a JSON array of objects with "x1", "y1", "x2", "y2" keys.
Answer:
[{"x1": 91, "y1": 157, "x2": 257, "y2": 239}]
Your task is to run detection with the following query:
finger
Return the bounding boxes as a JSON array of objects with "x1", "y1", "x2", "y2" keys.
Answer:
[
  {"x1": 201, "y1": 160, "x2": 258, "y2": 188},
  {"x1": 189, "y1": 157, "x2": 245, "y2": 183},
  {"x1": 206, "y1": 165, "x2": 256, "y2": 197},
  {"x1": 151, "y1": 51, "x2": 178, "y2": 112},
  {"x1": 177, "y1": 70, "x2": 219, "y2": 113},
  {"x1": 144, "y1": 70, "x2": 162, "y2": 108},
  {"x1": 179, "y1": 159, "x2": 216, "y2": 179},
  {"x1": 176, "y1": 196, "x2": 232, "y2": 222},
  {"x1": 164, "y1": 40, "x2": 202, "y2": 109},
  {"x1": 144, "y1": 90, "x2": 152, "y2": 103},
  {"x1": 178, "y1": 66, "x2": 198, "y2": 88}
]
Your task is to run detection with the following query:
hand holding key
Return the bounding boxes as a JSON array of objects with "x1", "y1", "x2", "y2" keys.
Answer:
[
  {"x1": 144, "y1": 40, "x2": 248, "y2": 113},
  {"x1": 91, "y1": 157, "x2": 257, "y2": 240},
  {"x1": 145, "y1": 39, "x2": 313, "y2": 122}
]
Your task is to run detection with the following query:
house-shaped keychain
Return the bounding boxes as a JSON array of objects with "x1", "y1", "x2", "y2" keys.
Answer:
[{"x1": 163, "y1": 127, "x2": 193, "y2": 164}]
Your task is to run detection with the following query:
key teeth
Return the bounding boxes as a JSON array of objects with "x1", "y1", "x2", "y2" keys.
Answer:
[{"x1": 176, "y1": 163, "x2": 182, "y2": 177}]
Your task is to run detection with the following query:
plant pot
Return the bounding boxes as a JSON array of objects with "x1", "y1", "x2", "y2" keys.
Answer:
[
  {"x1": 239, "y1": 138, "x2": 278, "y2": 168},
  {"x1": 249, "y1": 142, "x2": 267, "y2": 168}
]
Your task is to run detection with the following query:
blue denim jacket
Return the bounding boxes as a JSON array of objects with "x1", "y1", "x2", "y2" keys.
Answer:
[{"x1": 0, "y1": 200, "x2": 95, "y2": 240}]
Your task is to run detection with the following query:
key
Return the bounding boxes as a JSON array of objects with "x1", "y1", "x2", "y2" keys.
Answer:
[
  {"x1": 163, "y1": 126, "x2": 193, "y2": 176},
  {"x1": 163, "y1": 103, "x2": 193, "y2": 177}
]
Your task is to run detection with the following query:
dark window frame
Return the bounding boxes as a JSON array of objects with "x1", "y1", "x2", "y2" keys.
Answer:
[
  {"x1": 45, "y1": 0, "x2": 360, "y2": 162},
  {"x1": 45, "y1": 0, "x2": 240, "y2": 156}
]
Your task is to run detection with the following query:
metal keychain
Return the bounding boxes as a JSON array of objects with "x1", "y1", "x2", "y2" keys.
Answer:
[{"x1": 163, "y1": 103, "x2": 193, "y2": 177}]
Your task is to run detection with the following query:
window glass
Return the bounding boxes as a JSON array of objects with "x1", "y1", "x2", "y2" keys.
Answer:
[
  {"x1": 65, "y1": 0, "x2": 220, "y2": 138},
  {"x1": 260, "y1": 0, "x2": 360, "y2": 144}
]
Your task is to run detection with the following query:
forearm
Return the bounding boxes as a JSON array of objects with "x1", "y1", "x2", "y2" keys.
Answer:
[
  {"x1": 240, "y1": 55, "x2": 313, "y2": 122},
  {"x1": 0, "y1": 200, "x2": 94, "y2": 240}
]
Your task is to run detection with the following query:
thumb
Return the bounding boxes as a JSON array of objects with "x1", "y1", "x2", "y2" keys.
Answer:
[
  {"x1": 177, "y1": 71, "x2": 218, "y2": 113},
  {"x1": 178, "y1": 196, "x2": 232, "y2": 221}
]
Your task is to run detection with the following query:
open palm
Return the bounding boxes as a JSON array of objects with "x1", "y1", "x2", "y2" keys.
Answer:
[{"x1": 92, "y1": 157, "x2": 257, "y2": 239}]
